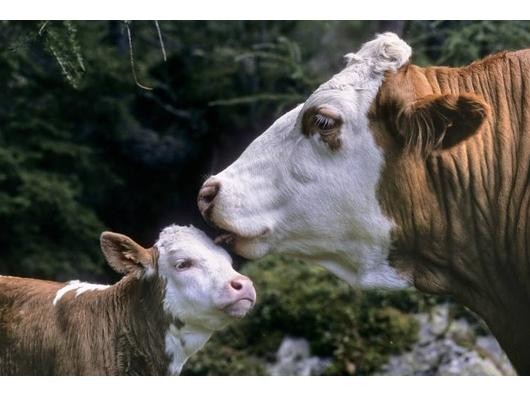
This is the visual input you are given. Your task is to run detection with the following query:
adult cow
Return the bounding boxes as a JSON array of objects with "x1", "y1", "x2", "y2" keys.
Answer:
[{"x1": 198, "y1": 33, "x2": 530, "y2": 374}]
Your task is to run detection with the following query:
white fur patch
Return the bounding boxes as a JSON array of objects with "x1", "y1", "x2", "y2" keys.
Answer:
[
  {"x1": 143, "y1": 265, "x2": 156, "y2": 279},
  {"x1": 344, "y1": 32, "x2": 411, "y2": 73},
  {"x1": 53, "y1": 280, "x2": 109, "y2": 306},
  {"x1": 165, "y1": 323, "x2": 185, "y2": 375},
  {"x1": 164, "y1": 323, "x2": 211, "y2": 376}
]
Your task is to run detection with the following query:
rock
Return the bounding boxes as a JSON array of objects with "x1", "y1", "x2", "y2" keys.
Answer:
[
  {"x1": 475, "y1": 336, "x2": 516, "y2": 375},
  {"x1": 266, "y1": 305, "x2": 516, "y2": 376},
  {"x1": 267, "y1": 337, "x2": 332, "y2": 376},
  {"x1": 377, "y1": 304, "x2": 516, "y2": 376}
]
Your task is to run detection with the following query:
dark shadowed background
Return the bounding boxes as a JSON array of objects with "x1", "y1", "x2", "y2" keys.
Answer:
[{"x1": 1, "y1": 21, "x2": 528, "y2": 375}]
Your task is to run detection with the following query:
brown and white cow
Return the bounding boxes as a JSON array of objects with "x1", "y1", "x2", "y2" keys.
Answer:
[
  {"x1": 198, "y1": 33, "x2": 530, "y2": 373},
  {"x1": 0, "y1": 225, "x2": 256, "y2": 375}
]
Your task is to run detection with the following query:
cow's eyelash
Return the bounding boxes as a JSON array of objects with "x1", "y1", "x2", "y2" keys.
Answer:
[{"x1": 313, "y1": 114, "x2": 336, "y2": 130}]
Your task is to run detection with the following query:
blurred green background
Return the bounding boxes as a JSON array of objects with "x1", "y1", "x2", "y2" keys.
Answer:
[{"x1": 1, "y1": 21, "x2": 529, "y2": 375}]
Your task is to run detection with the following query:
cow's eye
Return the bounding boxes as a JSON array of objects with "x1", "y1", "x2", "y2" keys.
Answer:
[
  {"x1": 174, "y1": 259, "x2": 193, "y2": 271},
  {"x1": 302, "y1": 105, "x2": 343, "y2": 150},
  {"x1": 313, "y1": 113, "x2": 337, "y2": 131}
]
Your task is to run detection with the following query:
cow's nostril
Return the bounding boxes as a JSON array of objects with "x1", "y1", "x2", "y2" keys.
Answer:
[
  {"x1": 198, "y1": 180, "x2": 220, "y2": 218},
  {"x1": 199, "y1": 185, "x2": 218, "y2": 203}
]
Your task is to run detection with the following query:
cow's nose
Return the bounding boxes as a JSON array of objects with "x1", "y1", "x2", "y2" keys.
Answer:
[
  {"x1": 229, "y1": 276, "x2": 256, "y2": 301},
  {"x1": 198, "y1": 179, "x2": 220, "y2": 219}
]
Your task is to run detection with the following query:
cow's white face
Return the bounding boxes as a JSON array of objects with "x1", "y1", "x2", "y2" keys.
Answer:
[
  {"x1": 156, "y1": 225, "x2": 256, "y2": 331},
  {"x1": 199, "y1": 33, "x2": 413, "y2": 288}
]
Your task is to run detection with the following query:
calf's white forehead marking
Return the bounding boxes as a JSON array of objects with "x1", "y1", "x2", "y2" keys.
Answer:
[
  {"x1": 53, "y1": 280, "x2": 109, "y2": 306},
  {"x1": 156, "y1": 224, "x2": 230, "y2": 261},
  {"x1": 155, "y1": 224, "x2": 235, "y2": 326}
]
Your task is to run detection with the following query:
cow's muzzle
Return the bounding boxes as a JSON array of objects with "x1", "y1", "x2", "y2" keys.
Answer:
[{"x1": 197, "y1": 178, "x2": 220, "y2": 223}]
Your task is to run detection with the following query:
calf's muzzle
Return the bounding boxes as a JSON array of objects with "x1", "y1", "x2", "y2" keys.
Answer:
[{"x1": 222, "y1": 275, "x2": 256, "y2": 317}]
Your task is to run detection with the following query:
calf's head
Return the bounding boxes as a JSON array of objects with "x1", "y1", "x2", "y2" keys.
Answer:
[
  {"x1": 198, "y1": 33, "x2": 488, "y2": 288},
  {"x1": 100, "y1": 225, "x2": 256, "y2": 330}
]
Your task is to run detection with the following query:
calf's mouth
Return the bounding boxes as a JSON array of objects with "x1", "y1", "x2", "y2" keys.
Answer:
[{"x1": 220, "y1": 297, "x2": 256, "y2": 318}]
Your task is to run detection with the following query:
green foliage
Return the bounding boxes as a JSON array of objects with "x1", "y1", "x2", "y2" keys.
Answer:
[
  {"x1": 182, "y1": 345, "x2": 267, "y2": 376},
  {"x1": 183, "y1": 256, "x2": 421, "y2": 375},
  {"x1": 0, "y1": 21, "x2": 127, "y2": 280},
  {"x1": 405, "y1": 21, "x2": 530, "y2": 66},
  {"x1": 0, "y1": 20, "x2": 329, "y2": 281},
  {"x1": 41, "y1": 21, "x2": 86, "y2": 89}
]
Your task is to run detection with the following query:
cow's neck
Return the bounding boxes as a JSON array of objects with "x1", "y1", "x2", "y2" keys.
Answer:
[
  {"x1": 383, "y1": 146, "x2": 530, "y2": 375},
  {"x1": 379, "y1": 55, "x2": 530, "y2": 374},
  {"x1": 476, "y1": 293, "x2": 530, "y2": 374}
]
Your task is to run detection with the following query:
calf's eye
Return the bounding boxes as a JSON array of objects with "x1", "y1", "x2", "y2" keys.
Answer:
[{"x1": 174, "y1": 259, "x2": 193, "y2": 271}]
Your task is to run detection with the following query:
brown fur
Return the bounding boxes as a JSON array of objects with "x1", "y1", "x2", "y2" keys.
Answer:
[
  {"x1": 370, "y1": 49, "x2": 530, "y2": 373},
  {"x1": 0, "y1": 274, "x2": 174, "y2": 375},
  {"x1": 100, "y1": 231, "x2": 158, "y2": 275}
]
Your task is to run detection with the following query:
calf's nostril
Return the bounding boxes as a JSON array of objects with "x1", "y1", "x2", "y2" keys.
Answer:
[{"x1": 230, "y1": 279, "x2": 243, "y2": 291}]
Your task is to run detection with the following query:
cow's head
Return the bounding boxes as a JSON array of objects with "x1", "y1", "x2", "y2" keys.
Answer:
[
  {"x1": 100, "y1": 225, "x2": 256, "y2": 330},
  {"x1": 198, "y1": 33, "x2": 488, "y2": 289}
]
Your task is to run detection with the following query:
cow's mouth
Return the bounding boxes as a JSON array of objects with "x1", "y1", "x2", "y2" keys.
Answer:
[
  {"x1": 211, "y1": 221, "x2": 272, "y2": 259},
  {"x1": 213, "y1": 227, "x2": 270, "y2": 247},
  {"x1": 214, "y1": 232, "x2": 237, "y2": 246}
]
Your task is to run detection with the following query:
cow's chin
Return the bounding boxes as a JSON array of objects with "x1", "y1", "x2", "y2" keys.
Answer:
[
  {"x1": 214, "y1": 229, "x2": 271, "y2": 259},
  {"x1": 232, "y1": 237, "x2": 271, "y2": 259}
]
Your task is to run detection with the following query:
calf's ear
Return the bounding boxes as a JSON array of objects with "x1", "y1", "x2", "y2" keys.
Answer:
[
  {"x1": 100, "y1": 231, "x2": 157, "y2": 275},
  {"x1": 396, "y1": 93, "x2": 489, "y2": 155}
]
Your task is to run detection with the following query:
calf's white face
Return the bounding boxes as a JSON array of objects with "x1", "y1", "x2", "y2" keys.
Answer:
[
  {"x1": 155, "y1": 225, "x2": 256, "y2": 330},
  {"x1": 100, "y1": 225, "x2": 256, "y2": 332},
  {"x1": 199, "y1": 33, "x2": 412, "y2": 288}
]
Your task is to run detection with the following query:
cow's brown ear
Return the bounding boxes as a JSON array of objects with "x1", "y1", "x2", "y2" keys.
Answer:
[
  {"x1": 100, "y1": 231, "x2": 156, "y2": 275},
  {"x1": 396, "y1": 93, "x2": 488, "y2": 155}
]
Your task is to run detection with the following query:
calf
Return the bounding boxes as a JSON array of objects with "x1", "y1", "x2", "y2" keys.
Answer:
[{"x1": 0, "y1": 225, "x2": 256, "y2": 375}]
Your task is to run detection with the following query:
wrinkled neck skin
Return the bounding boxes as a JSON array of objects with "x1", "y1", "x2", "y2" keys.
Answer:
[{"x1": 375, "y1": 57, "x2": 530, "y2": 374}]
